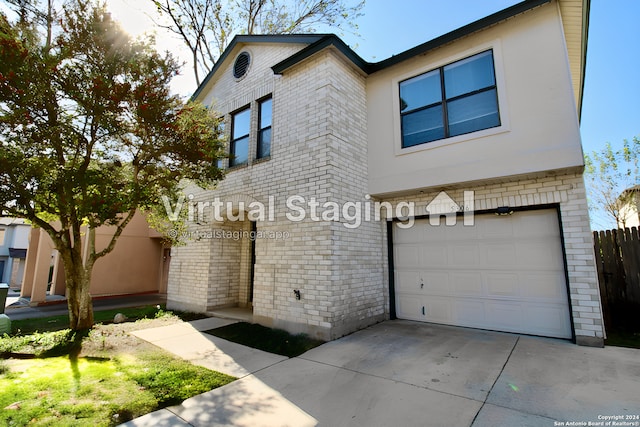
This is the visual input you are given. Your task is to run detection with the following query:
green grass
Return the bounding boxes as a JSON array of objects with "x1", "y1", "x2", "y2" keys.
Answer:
[
  {"x1": 205, "y1": 322, "x2": 324, "y2": 357},
  {"x1": 10, "y1": 305, "x2": 206, "y2": 335},
  {"x1": 0, "y1": 351, "x2": 235, "y2": 426},
  {"x1": 605, "y1": 330, "x2": 640, "y2": 349},
  {"x1": 0, "y1": 329, "x2": 79, "y2": 357}
]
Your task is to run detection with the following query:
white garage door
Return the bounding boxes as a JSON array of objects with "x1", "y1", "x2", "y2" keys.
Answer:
[{"x1": 393, "y1": 209, "x2": 572, "y2": 338}]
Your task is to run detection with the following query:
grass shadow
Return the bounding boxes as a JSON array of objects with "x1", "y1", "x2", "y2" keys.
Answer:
[{"x1": 204, "y1": 322, "x2": 325, "y2": 358}]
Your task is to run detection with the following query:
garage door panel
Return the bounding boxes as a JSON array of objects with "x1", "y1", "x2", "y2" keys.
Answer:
[
  {"x1": 522, "y1": 304, "x2": 571, "y2": 338},
  {"x1": 486, "y1": 301, "x2": 525, "y2": 331},
  {"x1": 520, "y1": 272, "x2": 567, "y2": 300},
  {"x1": 443, "y1": 222, "x2": 479, "y2": 241},
  {"x1": 516, "y1": 241, "x2": 564, "y2": 269},
  {"x1": 423, "y1": 272, "x2": 451, "y2": 295},
  {"x1": 485, "y1": 273, "x2": 521, "y2": 297},
  {"x1": 424, "y1": 297, "x2": 452, "y2": 323},
  {"x1": 478, "y1": 215, "x2": 515, "y2": 238},
  {"x1": 513, "y1": 211, "x2": 559, "y2": 238},
  {"x1": 422, "y1": 246, "x2": 448, "y2": 267},
  {"x1": 482, "y1": 243, "x2": 517, "y2": 268},
  {"x1": 454, "y1": 299, "x2": 487, "y2": 325},
  {"x1": 449, "y1": 243, "x2": 480, "y2": 267},
  {"x1": 397, "y1": 295, "x2": 425, "y2": 321},
  {"x1": 452, "y1": 272, "x2": 484, "y2": 297},
  {"x1": 395, "y1": 225, "x2": 423, "y2": 243},
  {"x1": 394, "y1": 245, "x2": 420, "y2": 268},
  {"x1": 394, "y1": 209, "x2": 572, "y2": 339},
  {"x1": 395, "y1": 270, "x2": 421, "y2": 293}
]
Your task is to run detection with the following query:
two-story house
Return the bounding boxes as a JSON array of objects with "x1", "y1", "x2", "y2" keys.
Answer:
[{"x1": 167, "y1": 0, "x2": 605, "y2": 346}]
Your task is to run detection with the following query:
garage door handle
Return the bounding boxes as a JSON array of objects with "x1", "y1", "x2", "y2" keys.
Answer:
[{"x1": 422, "y1": 306, "x2": 425, "y2": 316}]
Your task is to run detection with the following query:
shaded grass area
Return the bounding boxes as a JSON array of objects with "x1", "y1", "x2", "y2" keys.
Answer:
[
  {"x1": 205, "y1": 322, "x2": 324, "y2": 358},
  {"x1": 605, "y1": 330, "x2": 640, "y2": 349},
  {"x1": 0, "y1": 351, "x2": 234, "y2": 426},
  {"x1": 10, "y1": 305, "x2": 206, "y2": 335},
  {"x1": 1, "y1": 307, "x2": 235, "y2": 425}
]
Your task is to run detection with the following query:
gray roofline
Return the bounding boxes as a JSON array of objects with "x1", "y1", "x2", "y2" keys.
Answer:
[
  {"x1": 193, "y1": 0, "x2": 590, "y2": 108},
  {"x1": 271, "y1": 34, "x2": 369, "y2": 75},
  {"x1": 271, "y1": 0, "x2": 551, "y2": 76},
  {"x1": 578, "y1": 0, "x2": 591, "y2": 121},
  {"x1": 191, "y1": 34, "x2": 330, "y2": 101}
]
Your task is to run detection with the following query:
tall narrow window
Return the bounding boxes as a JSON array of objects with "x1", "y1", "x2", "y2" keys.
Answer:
[
  {"x1": 230, "y1": 107, "x2": 250, "y2": 167},
  {"x1": 400, "y1": 50, "x2": 500, "y2": 148},
  {"x1": 257, "y1": 97, "x2": 272, "y2": 159}
]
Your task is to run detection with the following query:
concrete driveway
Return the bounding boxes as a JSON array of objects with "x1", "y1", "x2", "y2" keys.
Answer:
[{"x1": 124, "y1": 320, "x2": 640, "y2": 427}]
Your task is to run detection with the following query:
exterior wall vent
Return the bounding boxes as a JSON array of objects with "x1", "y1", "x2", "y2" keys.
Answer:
[{"x1": 233, "y1": 52, "x2": 251, "y2": 79}]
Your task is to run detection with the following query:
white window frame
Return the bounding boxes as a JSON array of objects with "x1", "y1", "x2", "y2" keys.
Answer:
[{"x1": 391, "y1": 40, "x2": 510, "y2": 156}]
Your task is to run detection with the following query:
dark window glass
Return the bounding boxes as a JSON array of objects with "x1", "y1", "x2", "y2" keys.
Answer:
[
  {"x1": 230, "y1": 108, "x2": 250, "y2": 167},
  {"x1": 443, "y1": 51, "x2": 495, "y2": 99},
  {"x1": 400, "y1": 69, "x2": 441, "y2": 112},
  {"x1": 448, "y1": 89, "x2": 500, "y2": 137},
  {"x1": 257, "y1": 98, "x2": 272, "y2": 159},
  {"x1": 399, "y1": 50, "x2": 500, "y2": 148},
  {"x1": 401, "y1": 105, "x2": 445, "y2": 146}
]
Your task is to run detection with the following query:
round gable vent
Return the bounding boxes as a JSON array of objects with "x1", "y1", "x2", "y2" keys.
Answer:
[{"x1": 233, "y1": 52, "x2": 251, "y2": 79}]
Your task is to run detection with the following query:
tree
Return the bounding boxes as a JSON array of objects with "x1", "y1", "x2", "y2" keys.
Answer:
[
  {"x1": 584, "y1": 137, "x2": 640, "y2": 229},
  {"x1": 151, "y1": 0, "x2": 365, "y2": 85},
  {"x1": 0, "y1": 0, "x2": 225, "y2": 330}
]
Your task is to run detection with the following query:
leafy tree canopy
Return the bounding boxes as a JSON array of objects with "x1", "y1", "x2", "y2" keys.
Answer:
[
  {"x1": 584, "y1": 137, "x2": 639, "y2": 229},
  {"x1": 151, "y1": 0, "x2": 365, "y2": 84},
  {"x1": 0, "y1": 0, "x2": 225, "y2": 329}
]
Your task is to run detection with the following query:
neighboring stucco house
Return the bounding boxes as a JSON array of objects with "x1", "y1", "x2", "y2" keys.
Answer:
[
  {"x1": 167, "y1": 0, "x2": 605, "y2": 346},
  {"x1": 20, "y1": 212, "x2": 170, "y2": 305},
  {"x1": 617, "y1": 185, "x2": 640, "y2": 228},
  {"x1": 0, "y1": 217, "x2": 30, "y2": 290}
]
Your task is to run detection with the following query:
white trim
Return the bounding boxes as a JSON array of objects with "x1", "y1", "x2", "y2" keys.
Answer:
[{"x1": 391, "y1": 39, "x2": 511, "y2": 156}]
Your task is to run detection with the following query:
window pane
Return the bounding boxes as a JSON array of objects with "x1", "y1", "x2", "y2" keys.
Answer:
[
  {"x1": 258, "y1": 128, "x2": 271, "y2": 158},
  {"x1": 401, "y1": 105, "x2": 445, "y2": 147},
  {"x1": 260, "y1": 98, "x2": 272, "y2": 128},
  {"x1": 232, "y1": 108, "x2": 250, "y2": 139},
  {"x1": 447, "y1": 89, "x2": 500, "y2": 137},
  {"x1": 399, "y1": 69, "x2": 441, "y2": 112},
  {"x1": 230, "y1": 135, "x2": 249, "y2": 166},
  {"x1": 444, "y1": 50, "x2": 495, "y2": 99}
]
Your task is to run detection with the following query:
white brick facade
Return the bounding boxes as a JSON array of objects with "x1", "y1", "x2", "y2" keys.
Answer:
[
  {"x1": 168, "y1": 46, "x2": 386, "y2": 340},
  {"x1": 168, "y1": 2, "x2": 603, "y2": 345}
]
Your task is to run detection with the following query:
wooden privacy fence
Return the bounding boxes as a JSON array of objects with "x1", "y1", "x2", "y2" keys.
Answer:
[{"x1": 593, "y1": 227, "x2": 640, "y2": 332}]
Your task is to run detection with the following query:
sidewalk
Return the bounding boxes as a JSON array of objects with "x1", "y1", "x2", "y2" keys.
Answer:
[
  {"x1": 3, "y1": 291, "x2": 167, "y2": 320},
  {"x1": 120, "y1": 320, "x2": 640, "y2": 427}
]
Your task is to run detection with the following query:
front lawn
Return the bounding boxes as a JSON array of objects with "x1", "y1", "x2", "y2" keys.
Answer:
[{"x1": 0, "y1": 308, "x2": 235, "y2": 426}]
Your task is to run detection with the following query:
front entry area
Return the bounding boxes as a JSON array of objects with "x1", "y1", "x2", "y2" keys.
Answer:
[
  {"x1": 393, "y1": 208, "x2": 572, "y2": 339},
  {"x1": 206, "y1": 219, "x2": 256, "y2": 310}
]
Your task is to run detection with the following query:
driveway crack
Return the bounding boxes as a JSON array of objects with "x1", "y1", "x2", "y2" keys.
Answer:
[{"x1": 470, "y1": 336, "x2": 520, "y2": 426}]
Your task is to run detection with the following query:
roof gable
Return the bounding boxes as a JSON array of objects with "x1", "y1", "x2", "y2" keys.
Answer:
[{"x1": 192, "y1": 0, "x2": 588, "y2": 115}]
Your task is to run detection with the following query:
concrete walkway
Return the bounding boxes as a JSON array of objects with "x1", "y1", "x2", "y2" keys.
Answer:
[{"x1": 121, "y1": 320, "x2": 640, "y2": 427}]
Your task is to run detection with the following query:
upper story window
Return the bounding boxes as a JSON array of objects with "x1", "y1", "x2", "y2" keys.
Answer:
[
  {"x1": 230, "y1": 107, "x2": 250, "y2": 167},
  {"x1": 257, "y1": 97, "x2": 272, "y2": 159},
  {"x1": 400, "y1": 50, "x2": 500, "y2": 148}
]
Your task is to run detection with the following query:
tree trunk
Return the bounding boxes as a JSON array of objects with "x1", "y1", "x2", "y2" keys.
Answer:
[{"x1": 60, "y1": 249, "x2": 94, "y2": 331}]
